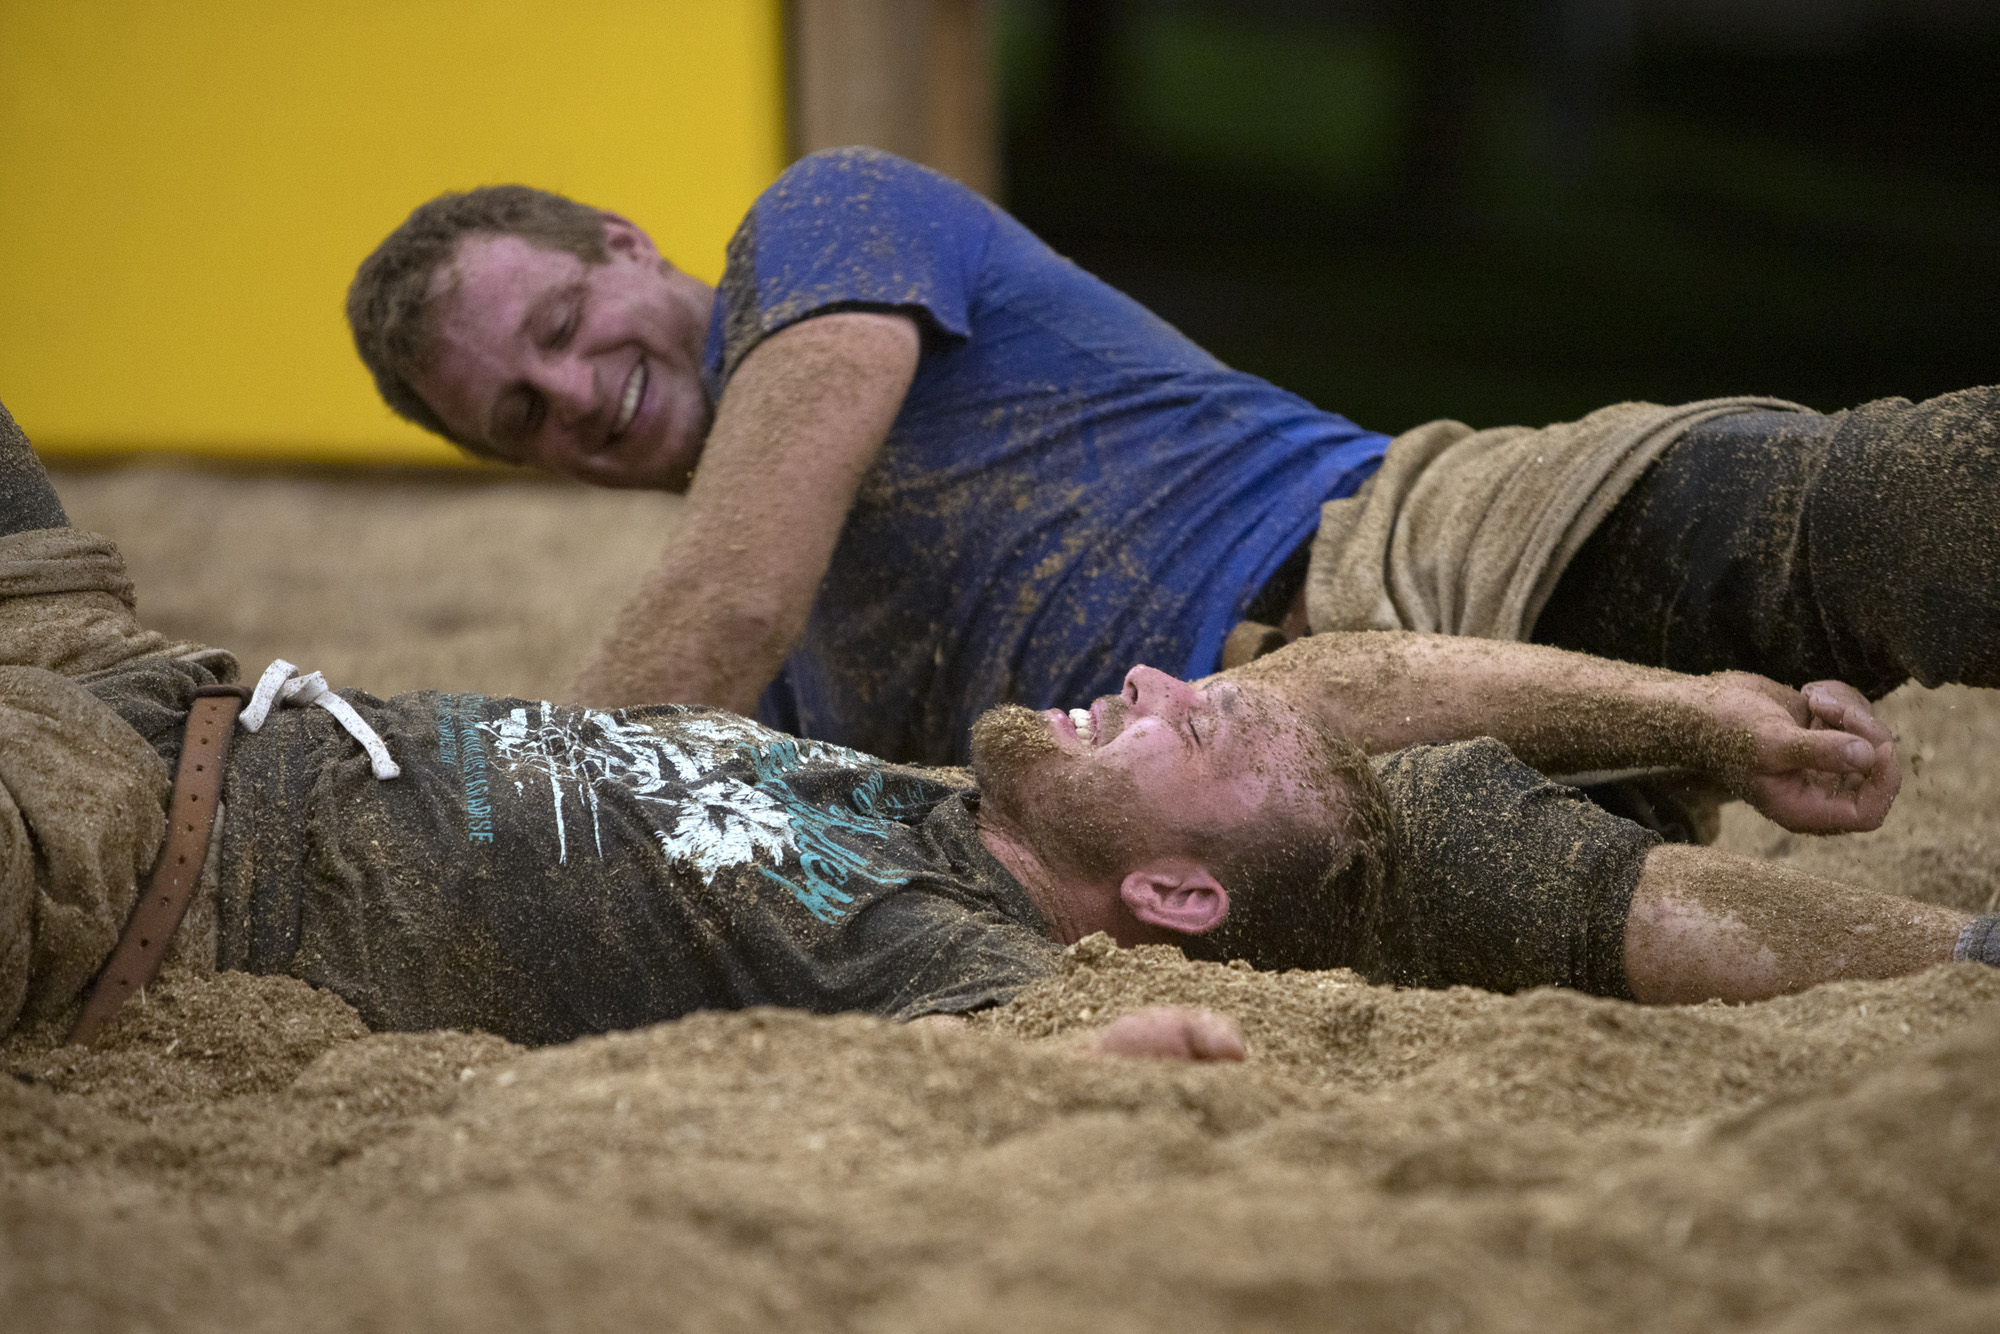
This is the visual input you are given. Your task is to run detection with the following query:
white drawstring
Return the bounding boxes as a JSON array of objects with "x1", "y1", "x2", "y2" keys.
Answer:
[{"x1": 239, "y1": 659, "x2": 400, "y2": 780}]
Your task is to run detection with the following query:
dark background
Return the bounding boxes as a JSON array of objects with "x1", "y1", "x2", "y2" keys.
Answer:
[{"x1": 997, "y1": 0, "x2": 1999, "y2": 432}]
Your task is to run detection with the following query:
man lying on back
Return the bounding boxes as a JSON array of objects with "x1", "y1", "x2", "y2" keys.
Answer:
[{"x1": 2, "y1": 401, "x2": 1993, "y2": 1058}]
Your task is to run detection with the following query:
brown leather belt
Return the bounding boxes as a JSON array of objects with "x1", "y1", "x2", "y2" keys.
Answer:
[{"x1": 69, "y1": 683, "x2": 250, "y2": 1046}]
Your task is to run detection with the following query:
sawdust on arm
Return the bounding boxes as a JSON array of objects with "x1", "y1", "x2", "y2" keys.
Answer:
[
  {"x1": 570, "y1": 311, "x2": 920, "y2": 711},
  {"x1": 1222, "y1": 632, "x2": 1898, "y2": 832},
  {"x1": 1624, "y1": 844, "x2": 1970, "y2": 1004}
]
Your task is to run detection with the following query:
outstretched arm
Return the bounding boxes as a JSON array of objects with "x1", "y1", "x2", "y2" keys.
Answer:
[
  {"x1": 1220, "y1": 632, "x2": 1899, "y2": 833},
  {"x1": 1624, "y1": 845, "x2": 1972, "y2": 1004},
  {"x1": 570, "y1": 311, "x2": 921, "y2": 712}
]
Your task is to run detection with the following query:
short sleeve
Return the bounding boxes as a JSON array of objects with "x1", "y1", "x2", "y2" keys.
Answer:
[
  {"x1": 707, "y1": 147, "x2": 991, "y2": 390},
  {"x1": 1356, "y1": 740, "x2": 1659, "y2": 999},
  {"x1": 850, "y1": 891, "x2": 1062, "y2": 1021}
]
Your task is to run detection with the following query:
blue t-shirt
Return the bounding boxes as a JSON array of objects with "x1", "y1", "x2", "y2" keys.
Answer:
[{"x1": 706, "y1": 148, "x2": 1387, "y2": 764}]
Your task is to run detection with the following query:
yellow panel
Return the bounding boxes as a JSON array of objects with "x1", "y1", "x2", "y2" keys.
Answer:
[{"x1": 0, "y1": 1, "x2": 785, "y2": 464}]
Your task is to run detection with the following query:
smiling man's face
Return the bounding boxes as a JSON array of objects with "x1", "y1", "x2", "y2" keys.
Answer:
[
  {"x1": 970, "y1": 665, "x2": 1325, "y2": 879},
  {"x1": 409, "y1": 222, "x2": 716, "y2": 490}
]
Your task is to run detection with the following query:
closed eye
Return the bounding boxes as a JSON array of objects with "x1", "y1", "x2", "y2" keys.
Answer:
[
  {"x1": 494, "y1": 387, "x2": 544, "y2": 451},
  {"x1": 543, "y1": 296, "x2": 582, "y2": 350}
]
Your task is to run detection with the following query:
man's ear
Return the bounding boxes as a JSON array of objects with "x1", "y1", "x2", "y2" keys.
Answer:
[
  {"x1": 1119, "y1": 859, "x2": 1230, "y2": 936},
  {"x1": 598, "y1": 212, "x2": 664, "y2": 264}
]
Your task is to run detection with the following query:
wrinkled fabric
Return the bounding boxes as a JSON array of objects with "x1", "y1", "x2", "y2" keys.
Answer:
[
  {"x1": 0, "y1": 517, "x2": 239, "y2": 1037},
  {"x1": 1347, "y1": 740, "x2": 1659, "y2": 999},
  {"x1": 0, "y1": 399, "x2": 68, "y2": 537},
  {"x1": 1305, "y1": 397, "x2": 1806, "y2": 641},
  {"x1": 0, "y1": 527, "x2": 233, "y2": 679},
  {"x1": 1535, "y1": 387, "x2": 2000, "y2": 697},
  {"x1": 0, "y1": 665, "x2": 170, "y2": 1033}
]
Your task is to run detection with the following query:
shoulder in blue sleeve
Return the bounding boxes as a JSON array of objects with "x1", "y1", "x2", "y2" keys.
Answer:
[
  {"x1": 704, "y1": 150, "x2": 1390, "y2": 764},
  {"x1": 706, "y1": 147, "x2": 991, "y2": 394}
]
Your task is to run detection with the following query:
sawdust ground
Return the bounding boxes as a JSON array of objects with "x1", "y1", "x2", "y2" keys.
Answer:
[{"x1": 6, "y1": 460, "x2": 1997, "y2": 1333}]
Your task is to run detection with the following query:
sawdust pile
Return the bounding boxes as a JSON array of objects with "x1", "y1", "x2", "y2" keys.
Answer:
[{"x1": 5, "y1": 462, "x2": 1996, "y2": 1333}]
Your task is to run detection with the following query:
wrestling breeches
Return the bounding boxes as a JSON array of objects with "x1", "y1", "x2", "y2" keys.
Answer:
[{"x1": 1533, "y1": 385, "x2": 2000, "y2": 697}]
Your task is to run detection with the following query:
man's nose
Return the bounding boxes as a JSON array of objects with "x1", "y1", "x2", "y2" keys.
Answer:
[
  {"x1": 529, "y1": 355, "x2": 597, "y2": 424},
  {"x1": 1122, "y1": 664, "x2": 1201, "y2": 715}
]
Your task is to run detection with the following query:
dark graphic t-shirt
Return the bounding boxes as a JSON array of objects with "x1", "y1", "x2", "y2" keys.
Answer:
[
  {"x1": 710, "y1": 147, "x2": 1389, "y2": 764},
  {"x1": 216, "y1": 692, "x2": 1058, "y2": 1046}
]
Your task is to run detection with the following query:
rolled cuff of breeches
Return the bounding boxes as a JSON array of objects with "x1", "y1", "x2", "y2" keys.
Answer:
[
  {"x1": 1305, "y1": 397, "x2": 1808, "y2": 644},
  {"x1": 0, "y1": 665, "x2": 173, "y2": 1037}
]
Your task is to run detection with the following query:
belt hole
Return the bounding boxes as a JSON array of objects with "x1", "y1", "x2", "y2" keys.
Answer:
[{"x1": 139, "y1": 937, "x2": 150, "y2": 948}]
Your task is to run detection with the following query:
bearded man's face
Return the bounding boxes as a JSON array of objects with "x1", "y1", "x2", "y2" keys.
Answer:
[
  {"x1": 968, "y1": 666, "x2": 1324, "y2": 881},
  {"x1": 969, "y1": 702, "x2": 1148, "y2": 879}
]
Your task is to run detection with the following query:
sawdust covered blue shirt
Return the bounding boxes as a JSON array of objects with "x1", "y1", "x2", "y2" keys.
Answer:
[{"x1": 709, "y1": 148, "x2": 1388, "y2": 764}]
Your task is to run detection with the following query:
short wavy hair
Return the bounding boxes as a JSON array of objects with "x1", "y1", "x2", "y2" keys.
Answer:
[
  {"x1": 346, "y1": 185, "x2": 610, "y2": 454},
  {"x1": 1174, "y1": 721, "x2": 1396, "y2": 974}
]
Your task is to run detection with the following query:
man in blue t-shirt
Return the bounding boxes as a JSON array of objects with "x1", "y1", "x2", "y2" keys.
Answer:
[{"x1": 347, "y1": 148, "x2": 2000, "y2": 768}]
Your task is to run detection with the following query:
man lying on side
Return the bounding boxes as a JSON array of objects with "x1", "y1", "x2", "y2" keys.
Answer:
[{"x1": 2, "y1": 401, "x2": 1992, "y2": 1059}]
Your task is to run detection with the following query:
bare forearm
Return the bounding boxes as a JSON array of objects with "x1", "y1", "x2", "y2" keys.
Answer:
[
  {"x1": 1624, "y1": 845, "x2": 1968, "y2": 1004},
  {"x1": 571, "y1": 312, "x2": 920, "y2": 710},
  {"x1": 1222, "y1": 632, "x2": 1752, "y2": 781},
  {"x1": 571, "y1": 512, "x2": 800, "y2": 714}
]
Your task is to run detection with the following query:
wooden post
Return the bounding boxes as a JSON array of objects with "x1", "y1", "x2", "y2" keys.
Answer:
[{"x1": 788, "y1": 0, "x2": 999, "y2": 199}]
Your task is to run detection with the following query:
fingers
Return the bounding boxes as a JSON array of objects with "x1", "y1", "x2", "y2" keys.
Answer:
[
  {"x1": 1767, "y1": 684, "x2": 1885, "y2": 774},
  {"x1": 1773, "y1": 725, "x2": 1879, "y2": 776},
  {"x1": 1802, "y1": 679, "x2": 1901, "y2": 824},
  {"x1": 1182, "y1": 1009, "x2": 1249, "y2": 1062},
  {"x1": 1753, "y1": 774, "x2": 1894, "y2": 832},
  {"x1": 1703, "y1": 675, "x2": 1900, "y2": 834},
  {"x1": 1083, "y1": 1006, "x2": 1247, "y2": 1062},
  {"x1": 1801, "y1": 680, "x2": 1893, "y2": 747},
  {"x1": 1750, "y1": 724, "x2": 1901, "y2": 831}
]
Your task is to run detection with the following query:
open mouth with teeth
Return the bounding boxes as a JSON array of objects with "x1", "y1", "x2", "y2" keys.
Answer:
[
  {"x1": 610, "y1": 359, "x2": 647, "y2": 440},
  {"x1": 1059, "y1": 699, "x2": 1124, "y2": 747},
  {"x1": 1067, "y1": 707, "x2": 1097, "y2": 743}
]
